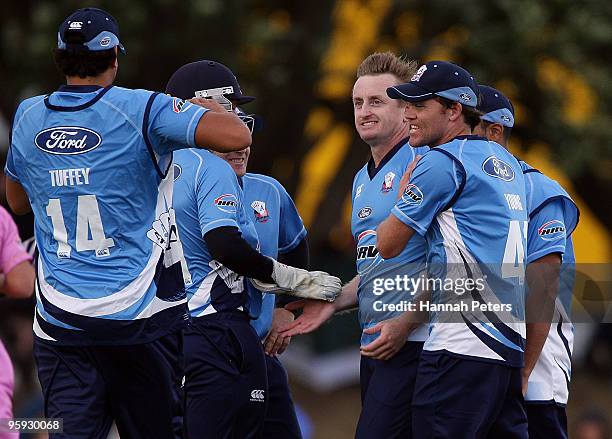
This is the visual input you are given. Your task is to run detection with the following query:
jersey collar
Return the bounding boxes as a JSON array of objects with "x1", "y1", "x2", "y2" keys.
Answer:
[
  {"x1": 367, "y1": 137, "x2": 410, "y2": 180},
  {"x1": 452, "y1": 134, "x2": 488, "y2": 142},
  {"x1": 58, "y1": 84, "x2": 104, "y2": 93}
]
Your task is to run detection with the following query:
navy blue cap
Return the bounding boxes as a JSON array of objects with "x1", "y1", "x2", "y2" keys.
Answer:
[
  {"x1": 58, "y1": 8, "x2": 125, "y2": 53},
  {"x1": 387, "y1": 61, "x2": 479, "y2": 108},
  {"x1": 165, "y1": 60, "x2": 255, "y2": 105},
  {"x1": 478, "y1": 85, "x2": 514, "y2": 127}
]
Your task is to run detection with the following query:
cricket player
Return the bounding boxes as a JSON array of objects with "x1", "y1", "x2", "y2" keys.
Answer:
[
  {"x1": 377, "y1": 61, "x2": 529, "y2": 438},
  {"x1": 282, "y1": 52, "x2": 429, "y2": 439},
  {"x1": 474, "y1": 85, "x2": 579, "y2": 439},
  {"x1": 4, "y1": 8, "x2": 251, "y2": 438},
  {"x1": 166, "y1": 60, "x2": 340, "y2": 439},
  {"x1": 0, "y1": 205, "x2": 35, "y2": 439}
]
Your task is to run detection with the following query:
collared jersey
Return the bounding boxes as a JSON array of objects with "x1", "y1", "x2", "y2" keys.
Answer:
[
  {"x1": 393, "y1": 136, "x2": 528, "y2": 367},
  {"x1": 521, "y1": 160, "x2": 579, "y2": 404},
  {"x1": 172, "y1": 150, "x2": 261, "y2": 319},
  {"x1": 241, "y1": 173, "x2": 307, "y2": 338},
  {"x1": 6, "y1": 85, "x2": 206, "y2": 345},
  {"x1": 352, "y1": 140, "x2": 429, "y2": 345}
]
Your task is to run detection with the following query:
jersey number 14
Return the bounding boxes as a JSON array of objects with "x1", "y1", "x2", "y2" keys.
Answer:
[{"x1": 46, "y1": 195, "x2": 115, "y2": 259}]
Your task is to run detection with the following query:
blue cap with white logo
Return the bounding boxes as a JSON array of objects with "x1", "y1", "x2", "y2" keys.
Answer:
[
  {"x1": 58, "y1": 8, "x2": 125, "y2": 53},
  {"x1": 478, "y1": 85, "x2": 515, "y2": 127},
  {"x1": 387, "y1": 60, "x2": 479, "y2": 108}
]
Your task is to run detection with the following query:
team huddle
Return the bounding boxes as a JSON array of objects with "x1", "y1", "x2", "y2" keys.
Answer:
[{"x1": 4, "y1": 6, "x2": 578, "y2": 439}]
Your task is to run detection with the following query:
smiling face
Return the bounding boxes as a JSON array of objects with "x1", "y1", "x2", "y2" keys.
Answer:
[
  {"x1": 405, "y1": 98, "x2": 456, "y2": 147},
  {"x1": 352, "y1": 74, "x2": 408, "y2": 147},
  {"x1": 213, "y1": 147, "x2": 250, "y2": 177}
]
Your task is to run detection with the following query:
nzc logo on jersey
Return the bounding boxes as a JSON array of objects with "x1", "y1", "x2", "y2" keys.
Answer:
[
  {"x1": 214, "y1": 194, "x2": 238, "y2": 213},
  {"x1": 251, "y1": 200, "x2": 270, "y2": 223},
  {"x1": 538, "y1": 220, "x2": 566, "y2": 241},
  {"x1": 35, "y1": 127, "x2": 101, "y2": 155},
  {"x1": 381, "y1": 172, "x2": 395, "y2": 193},
  {"x1": 482, "y1": 156, "x2": 515, "y2": 181}
]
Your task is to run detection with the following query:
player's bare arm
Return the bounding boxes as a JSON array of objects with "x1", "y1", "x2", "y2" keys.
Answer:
[
  {"x1": 522, "y1": 252, "x2": 562, "y2": 394},
  {"x1": 5, "y1": 178, "x2": 32, "y2": 215},
  {"x1": 360, "y1": 286, "x2": 429, "y2": 360},
  {"x1": 191, "y1": 97, "x2": 252, "y2": 151},
  {"x1": 279, "y1": 275, "x2": 360, "y2": 336},
  {"x1": 397, "y1": 155, "x2": 422, "y2": 200},
  {"x1": 376, "y1": 214, "x2": 415, "y2": 259},
  {"x1": 0, "y1": 260, "x2": 35, "y2": 299},
  {"x1": 263, "y1": 308, "x2": 295, "y2": 356}
]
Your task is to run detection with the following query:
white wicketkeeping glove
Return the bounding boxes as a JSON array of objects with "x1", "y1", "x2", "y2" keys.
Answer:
[{"x1": 251, "y1": 258, "x2": 341, "y2": 302}]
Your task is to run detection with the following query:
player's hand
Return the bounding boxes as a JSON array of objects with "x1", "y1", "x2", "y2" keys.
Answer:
[
  {"x1": 359, "y1": 316, "x2": 416, "y2": 360},
  {"x1": 278, "y1": 299, "x2": 336, "y2": 336},
  {"x1": 397, "y1": 155, "x2": 422, "y2": 200},
  {"x1": 521, "y1": 369, "x2": 530, "y2": 397},
  {"x1": 189, "y1": 97, "x2": 228, "y2": 113},
  {"x1": 252, "y1": 259, "x2": 341, "y2": 302},
  {"x1": 263, "y1": 308, "x2": 295, "y2": 356}
]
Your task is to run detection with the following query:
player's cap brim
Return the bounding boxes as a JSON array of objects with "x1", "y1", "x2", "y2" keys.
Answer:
[
  {"x1": 233, "y1": 95, "x2": 256, "y2": 105},
  {"x1": 387, "y1": 83, "x2": 434, "y2": 102}
]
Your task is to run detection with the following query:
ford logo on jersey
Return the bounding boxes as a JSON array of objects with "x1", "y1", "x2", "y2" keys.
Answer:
[
  {"x1": 482, "y1": 156, "x2": 515, "y2": 181},
  {"x1": 35, "y1": 126, "x2": 102, "y2": 155},
  {"x1": 538, "y1": 220, "x2": 566, "y2": 241},
  {"x1": 358, "y1": 207, "x2": 372, "y2": 219}
]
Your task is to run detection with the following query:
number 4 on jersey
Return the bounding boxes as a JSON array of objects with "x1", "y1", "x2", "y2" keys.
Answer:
[
  {"x1": 502, "y1": 220, "x2": 528, "y2": 283},
  {"x1": 46, "y1": 195, "x2": 115, "y2": 259}
]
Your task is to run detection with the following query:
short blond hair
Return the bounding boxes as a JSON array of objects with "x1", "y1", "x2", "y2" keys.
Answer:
[{"x1": 356, "y1": 52, "x2": 418, "y2": 82}]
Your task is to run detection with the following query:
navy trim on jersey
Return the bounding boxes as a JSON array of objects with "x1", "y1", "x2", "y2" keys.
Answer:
[
  {"x1": 523, "y1": 168, "x2": 542, "y2": 175},
  {"x1": 58, "y1": 85, "x2": 103, "y2": 93},
  {"x1": 430, "y1": 148, "x2": 466, "y2": 211},
  {"x1": 43, "y1": 85, "x2": 113, "y2": 112},
  {"x1": 367, "y1": 137, "x2": 410, "y2": 179},
  {"x1": 457, "y1": 245, "x2": 526, "y2": 350},
  {"x1": 557, "y1": 316, "x2": 572, "y2": 362},
  {"x1": 453, "y1": 135, "x2": 488, "y2": 142},
  {"x1": 35, "y1": 251, "x2": 187, "y2": 345},
  {"x1": 554, "y1": 357, "x2": 571, "y2": 395},
  {"x1": 35, "y1": 305, "x2": 187, "y2": 346},
  {"x1": 142, "y1": 92, "x2": 168, "y2": 179},
  {"x1": 461, "y1": 314, "x2": 523, "y2": 365}
]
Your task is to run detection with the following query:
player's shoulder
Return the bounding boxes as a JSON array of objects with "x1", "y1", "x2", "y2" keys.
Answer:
[
  {"x1": 14, "y1": 95, "x2": 46, "y2": 119},
  {"x1": 353, "y1": 162, "x2": 369, "y2": 183},
  {"x1": 105, "y1": 86, "x2": 155, "y2": 104},
  {"x1": 420, "y1": 146, "x2": 456, "y2": 167},
  {"x1": 244, "y1": 172, "x2": 292, "y2": 197}
]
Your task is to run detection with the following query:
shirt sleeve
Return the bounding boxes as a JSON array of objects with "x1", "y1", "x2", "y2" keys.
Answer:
[
  {"x1": 5, "y1": 105, "x2": 23, "y2": 182},
  {"x1": 0, "y1": 206, "x2": 32, "y2": 274},
  {"x1": 195, "y1": 156, "x2": 242, "y2": 236},
  {"x1": 275, "y1": 181, "x2": 307, "y2": 253},
  {"x1": 391, "y1": 150, "x2": 464, "y2": 236},
  {"x1": 146, "y1": 93, "x2": 207, "y2": 155},
  {"x1": 526, "y1": 199, "x2": 567, "y2": 264},
  {"x1": 4, "y1": 146, "x2": 20, "y2": 182}
]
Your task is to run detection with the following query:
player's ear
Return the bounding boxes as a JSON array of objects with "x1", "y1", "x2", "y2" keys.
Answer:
[
  {"x1": 447, "y1": 102, "x2": 463, "y2": 122},
  {"x1": 489, "y1": 123, "x2": 504, "y2": 143}
]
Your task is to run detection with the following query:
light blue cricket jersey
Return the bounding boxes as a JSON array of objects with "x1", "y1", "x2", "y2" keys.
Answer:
[
  {"x1": 241, "y1": 173, "x2": 307, "y2": 339},
  {"x1": 172, "y1": 150, "x2": 261, "y2": 319},
  {"x1": 352, "y1": 139, "x2": 429, "y2": 346},
  {"x1": 393, "y1": 135, "x2": 528, "y2": 367},
  {"x1": 5, "y1": 84, "x2": 206, "y2": 345},
  {"x1": 520, "y1": 160, "x2": 579, "y2": 404}
]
